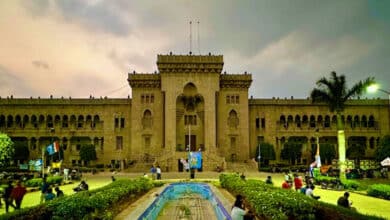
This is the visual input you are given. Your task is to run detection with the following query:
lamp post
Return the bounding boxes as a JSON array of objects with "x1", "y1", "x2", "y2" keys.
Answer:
[{"x1": 257, "y1": 144, "x2": 261, "y2": 171}]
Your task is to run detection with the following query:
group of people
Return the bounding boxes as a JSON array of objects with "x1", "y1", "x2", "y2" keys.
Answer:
[
  {"x1": 2, "y1": 181, "x2": 27, "y2": 213},
  {"x1": 280, "y1": 171, "x2": 320, "y2": 200},
  {"x1": 40, "y1": 177, "x2": 64, "y2": 203},
  {"x1": 150, "y1": 165, "x2": 162, "y2": 180}
]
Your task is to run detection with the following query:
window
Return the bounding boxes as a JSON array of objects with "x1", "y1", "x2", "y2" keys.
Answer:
[
  {"x1": 226, "y1": 94, "x2": 239, "y2": 104},
  {"x1": 145, "y1": 136, "x2": 151, "y2": 148},
  {"x1": 115, "y1": 118, "x2": 119, "y2": 128},
  {"x1": 76, "y1": 144, "x2": 81, "y2": 151},
  {"x1": 261, "y1": 118, "x2": 266, "y2": 129},
  {"x1": 230, "y1": 137, "x2": 236, "y2": 148},
  {"x1": 116, "y1": 136, "x2": 123, "y2": 150},
  {"x1": 141, "y1": 94, "x2": 154, "y2": 104},
  {"x1": 255, "y1": 118, "x2": 260, "y2": 129},
  {"x1": 120, "y1": 118, "x2": 125, "y2": 128}
]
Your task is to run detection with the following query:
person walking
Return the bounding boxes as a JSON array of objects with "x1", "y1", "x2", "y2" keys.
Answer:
[
  {"x1": 156, "y1": 166, "x2": 162, "y2": 180},
  {"x1": 10, "y1": 181, "x2": 27, "y2": 209},
  {"x1": 150, "y1": 165, "x2": 156, "y2": 180},
  {"x1": 3, "y1": 181, "x2": 16, "y2": 213}
]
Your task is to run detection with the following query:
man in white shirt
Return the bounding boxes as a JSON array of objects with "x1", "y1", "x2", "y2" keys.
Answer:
[
  {"x1": 156, "y1": 166, "x2": 162, "y2": 180},
  {"x1": 305, "y1": 185, "x2": 320, "y2": 200}
]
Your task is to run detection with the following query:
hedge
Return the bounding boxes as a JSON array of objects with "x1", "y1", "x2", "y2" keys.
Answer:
[
  {"x1": 0, "y1": 177, "x2": 155, "y2": 220},
  {"x1": 367, "y1": 184, "x2": 390, "y2": 200},
  {"x1": 24, "y1": 176, "x2": 63, "y2": 187},
  {"x1": 220, "y1": 173, "x2": 383, "y2": 220}
]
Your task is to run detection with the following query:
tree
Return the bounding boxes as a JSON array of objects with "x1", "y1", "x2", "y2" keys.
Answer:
[
  {"x1": 255, "y1": 142, "x2": 276, "y2": 166},
  {"x1": 79, "y1": 144, "x2": 97, "y2": 166},
  {"x1": 310, "y1": 71, "x2": 374, "y2": 178},
  {"x1": 281, "y1": 141, "x2": 302, "y2": 165},
  {"x1": 0, "y1": 133, "x2": 14, "y2": 167},
  {"x1": 375, "y1": 135, "x2": 390, "y2": 162}
]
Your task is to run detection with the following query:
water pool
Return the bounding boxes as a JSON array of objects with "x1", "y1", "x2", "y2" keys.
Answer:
[{"x1": 138, "y1": 182, "x2": 231, "y2": 220}]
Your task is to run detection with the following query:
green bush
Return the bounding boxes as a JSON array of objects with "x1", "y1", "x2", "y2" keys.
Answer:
[
  {"x1": 367, "y1": 184, "x2": 390, "y2": 200},
  {"x1": 341, "y1": 179, "x2": 360, "y2": 190},
  {"x1": 0, "y1": 177, "x2": 154, "y2": 220},
  {"x1": 25, "y1": 176, "x2": 63, "y2": 187},
  {"x1": 220, "y1": 173, "x2": 383, "y2": 220}
]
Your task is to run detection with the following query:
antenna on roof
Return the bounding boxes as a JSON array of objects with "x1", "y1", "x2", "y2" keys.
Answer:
[
  {"x1": 197, "y1": 20, "x2": 200, "y2": 55},
  {"x1": 189, "y1": 21, "x2": 192, "y2": 54}
]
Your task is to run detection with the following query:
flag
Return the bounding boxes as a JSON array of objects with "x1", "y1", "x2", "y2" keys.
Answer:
[
  {"x1": 53, "y1": 141, "x2": 60, "y2": 153},
  {"x1": 188, "y1": 152, "x2": 202, "y2": 169},
  {"x1": 47, "y1": 144, "x2": 55, "y2": 155}
]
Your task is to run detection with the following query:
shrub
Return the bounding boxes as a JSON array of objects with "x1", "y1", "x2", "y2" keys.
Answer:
[
  {"x1": 367, "y1": 184, "x2": 390, "y2": 200},
  {"x1": 220, "y1": 173, "x2": 383, "y2": 220},
  {"x1": 0, "y1": 177, "x2": 154, "y2": 220},
  {"x1": 25, "y1": 176, "x2": 63, "y2": 187},
  {"x1": 341, "y1": 179, "x2": 360, "y2": 190}
]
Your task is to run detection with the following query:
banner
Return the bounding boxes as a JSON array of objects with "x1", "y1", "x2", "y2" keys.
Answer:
[
  {"x1": 52, "y1": 161, "x2": 62, "y2": 168},
  {"x1": 188, "y1": 152, "x2": 202, "y2": 169}
]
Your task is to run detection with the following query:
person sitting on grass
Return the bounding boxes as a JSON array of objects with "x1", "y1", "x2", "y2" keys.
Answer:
[
  {"x1": 73, "y1": 180, "x2": 89, "y2": 192},
  {"x1": 265, "y1": 176, "x2": 273, "y2": 185},
  {"x1": 305, "y1": 184, "x2": 320, "y2": 200},
  {"x1": 45, "y1": 188, "x2": 56, "y2": 201},
  {"x1": 337, "y1": 192, "x2": 356, "y2": 211},
  {"x1": 55, "y1": 186, "x2": 64, "y2": 197},
  {"x1": 282, "y1": 180, "x2": 291, "y2": 189}
]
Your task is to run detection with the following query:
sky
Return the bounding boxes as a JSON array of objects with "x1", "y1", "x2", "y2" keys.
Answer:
[{"x1": 0, "y1": 0, "x2": 389, "y2": 99}]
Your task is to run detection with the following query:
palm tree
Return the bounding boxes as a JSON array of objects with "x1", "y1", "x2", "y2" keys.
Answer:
[{"x1": 310, "y1": 71, "x2": 374, "y2": 179}]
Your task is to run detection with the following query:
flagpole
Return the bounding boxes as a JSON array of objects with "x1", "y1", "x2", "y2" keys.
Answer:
[{"x1": 42, "y1": 147, "x2": 45, "y2": 178}]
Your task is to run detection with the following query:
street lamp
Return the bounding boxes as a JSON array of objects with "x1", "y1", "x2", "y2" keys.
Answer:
[
  {"x1": 367, "y1": 84, "x2": 390, "y2": 104},
  {"x1": 367, "y1": 84, "x2": 390, "y2": 130},
  {"x1": 257, "y1": 144, "x2": 261, "y2": 171}
]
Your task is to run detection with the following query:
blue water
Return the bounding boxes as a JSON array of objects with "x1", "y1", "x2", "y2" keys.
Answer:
[{"x1": 138, "y1": 182, "x2": 231, "y2": 220}]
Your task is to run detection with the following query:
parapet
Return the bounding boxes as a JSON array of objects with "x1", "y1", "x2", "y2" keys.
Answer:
[{"x1": 156, "y1": 54, "x2": 224, "y2": 73}]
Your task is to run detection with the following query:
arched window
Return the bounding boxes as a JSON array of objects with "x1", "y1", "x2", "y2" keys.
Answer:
[
  {"x1": 309, "y1": 115, "x2": 316, "y2": 128},
  {"x1": 15, "y1": 115, "x2": 22, "y2": 127},
  {"x1": 78, "y1": 115, "x2": 84, "y2": 128},
  {"x1": 62, "y1": 137, "x2": 68, "y2": 150},
  {"x1": 0, "y1": 115, "x2": 5, "y2": 127},
  {"x1": 353, "y1": 115, "x2": 359, "y2": 128},
  {"x1": 317, "y1": 115, "x2": 323, "y2": 127},
  {"x1": 302, "y1": 115, "x2": 308, "y2": 124},
  {"x1": 361, "y1": 115, "x2": 367, "y2": 127},
  {"x1": 31, "y1": 115, "x2": 38, "y2": 128},
  {"x1": 7, "y1": 115, "x2": 13, "y2": 127},
  {"x1": 368, "y1": 115, "x2": 375, "y2": 128},
  {"x1": 62, "y1": 115, "x2": 69, "y2": 128},
  {"x1": 142, "y1": 110, "x2": 152, "y2": 129},
  {"x1": 295, "y1": 115, "x2": 301, "y2": 128},
  {"x1": 23, "y1": 115, "x2": 29, "y2": 128},
  {"x1": 346, "y1": 115, "x2": 353, "y2": 128},
  {"x1": 228, "y1": 110, "x2": 239, "y2": 128},
  {"x1": 324, "y1": 115, "x2": 330, "y2": 128},
  {"x1": 287, "y1": 115, "x2": 293, "y2": 124},
  {"x1": 47, "y1": 115, "x2": 53, "y2": 128}
]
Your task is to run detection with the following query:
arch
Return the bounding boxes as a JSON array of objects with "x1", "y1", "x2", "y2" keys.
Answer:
[
  {"x1": 55, "y1": 115, "x2": 61, "y2": 123},
  {"x1": 331, "y1": 115, "x2": 337, "y2": 124},
  {"x1": 86, "y1": 115, "x2": 92, "y2": 122},
  {"x1": 309, "y1": 115, "x2": 316, "y2": 127},
  {"x1": 93, "y1": 115, "x2": 100, "y2": 122},
  {"x1": 70, "y1": 115, "x2": 76, "y2": 122},
  {"x1": 317, "y1": 115, "x2": 323, "y2": 127},
  {"x1": 78, "y1": 115, "x2": 84, "y2": 121},
  {"x1": 361, "y1": 115, "x2": 367, "y2": 127},
  {"x1": 39, "y1": 115, "x2": 45, "y2": 123},
  {"x1": 183, "y1": 82, "x2": 198, "y2": 96},
  {"x1": 302, "y1": 115, "x2": 308, "y2": 124},
  {"x1": 368, "y1": 115, "x2": 375, "y2": 128},
  {"x1": 142, "y1": 109, "x2": 152, "y2": 129},
  {"x1": 62, "y1": 137, "x2": 68, "y2": 150},
  {"x1": 295, "y1": 115, "x2": 301, "y2": 127},
  {"x1": 346, "y1": 115, "x2": 353, "y2": 128},
  {"x1": 353, "y1": 115, "x2": 360, "y2": 127},
  {"x1": 7, "y1": 115, "x2": 13, "y2": 127},
  {"x1": 23, "y1": 115, "x2": 29, "y2": 123},
  {"x1": 280, "y1": 115, "x2": 286, "y2": 124},
  {"x1": 287, "y1": 115, "x2": 293, "y2": 123},
  {"x1": 324, "y1": 115, "x2": 330, "y2": 128},
  {"x1": 228, "y1": 110, "x2": 239, "y2": 128},
  {"x1": 15, "y1": 115, "x2": 22, "y2": 124},
  {"x1": 0, "y1": 115, "x2": 5, "y2": 127}
]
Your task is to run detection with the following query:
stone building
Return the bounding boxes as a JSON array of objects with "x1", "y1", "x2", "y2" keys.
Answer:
[{"x1": 0, "y1": 54, "x2": 389, "y2": 171}]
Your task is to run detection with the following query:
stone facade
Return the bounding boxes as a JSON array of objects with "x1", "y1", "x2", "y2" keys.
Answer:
[{"x1": 0, "y1": 54, "x2": 389, "y2": 171}]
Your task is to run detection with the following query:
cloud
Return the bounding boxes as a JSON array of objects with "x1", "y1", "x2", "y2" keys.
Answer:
[{"x1": 32, "y1": 60, "x2": 50, "y2": 69}]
